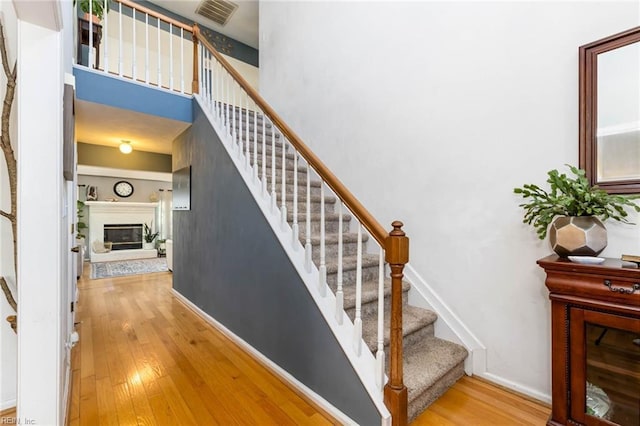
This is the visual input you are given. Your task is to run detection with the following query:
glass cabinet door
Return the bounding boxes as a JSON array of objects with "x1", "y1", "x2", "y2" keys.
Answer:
[{"x1": 570, "y1": 308, "x2": 640, "y2": 426}]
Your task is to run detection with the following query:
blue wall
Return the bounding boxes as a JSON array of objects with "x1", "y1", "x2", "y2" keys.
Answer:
[{"x1": 74, "y1": 67, "x2": 192, "y2": 123}]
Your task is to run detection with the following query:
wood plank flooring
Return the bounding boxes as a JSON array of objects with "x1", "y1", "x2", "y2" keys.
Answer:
[
  {"x1": 66, "y1": 264, "x2": 551, "y2": 425},
  {"x1": 68, "y1": 267, "x2": 337, "y2": 425}
]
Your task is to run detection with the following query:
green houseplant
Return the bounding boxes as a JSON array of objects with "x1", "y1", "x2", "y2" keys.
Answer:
[
  {"x1": 75, "y1": 0, "x2": 109, "y2": 21},
  {"x1": 514, "y1": 165, "x2": 639, "y2": 256},
  {"x1": 143, "y1": 222, "x2": 159, "y2": 249}
]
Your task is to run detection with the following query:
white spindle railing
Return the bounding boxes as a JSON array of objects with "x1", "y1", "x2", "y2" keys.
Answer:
[
  {"x1": 353, "y1": 224, "x2": 363, "y2": 356},
  {"x1": 336, "y1": 201, "x2": 344, "y2": 325},
  {"x1": 194, "y1": 27, "x2": 395, "y2": 399},
  {"x1": 305, "y1": 165, "x2": 312, "y2": 272},
  {"x1": 75, "y1": 0, "x2": 194, "y2": 95},
  {"x1": 292, "y1": 152, "x2": 299, "y2": 248},
  {"x1": 376, "y1": 246, "x2": 385, "y2": 389}
]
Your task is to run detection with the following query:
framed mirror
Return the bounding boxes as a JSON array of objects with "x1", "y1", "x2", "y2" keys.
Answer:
[{"x1": 579, "y1": 26, "x2": 640, "y2": 194}]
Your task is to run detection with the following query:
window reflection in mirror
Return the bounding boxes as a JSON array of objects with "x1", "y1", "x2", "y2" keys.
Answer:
[
  {"x1": 597, "y1": 42, "x2": 640, "y2": 183},
  {"x1": 579, "y1": 26, "x2": 640, "y2": 194}
]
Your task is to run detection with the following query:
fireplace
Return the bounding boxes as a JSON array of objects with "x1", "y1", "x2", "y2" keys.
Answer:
[
  {"x1": 104, "y1": 224, "x2": 143, "y2": 250},
  {"x1": 87, "y1": 201, "x2": 158, "y2": 262}
]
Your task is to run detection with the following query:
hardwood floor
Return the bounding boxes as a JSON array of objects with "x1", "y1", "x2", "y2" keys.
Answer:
[
  {"x1": 67, "y1": 264, "x2": 550, "y2": 425},
  {"x1": 68, "y1": 267, "x2": 337, "y2": 425}
]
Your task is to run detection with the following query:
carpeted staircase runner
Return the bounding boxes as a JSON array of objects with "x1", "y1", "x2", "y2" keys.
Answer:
[{"x1": 233, "y1": 110, "x2": 468, "y2": 421}]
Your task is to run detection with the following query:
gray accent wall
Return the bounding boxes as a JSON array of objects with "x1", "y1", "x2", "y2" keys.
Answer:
[{"x1": 172, "y1": 102, "x2": 381, "y2": 425}]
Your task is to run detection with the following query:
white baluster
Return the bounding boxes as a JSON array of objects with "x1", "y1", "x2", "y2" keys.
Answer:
[
  {"x1": 180, "y1": 28, "x2": 184, "y2": 93},
  {"x1": 144, "y1": 13, "x2": 149, "y2": 83},
  {"x1": 253, "y1": 109, "x2": 258, "y2": 181},
  {"x1": 169, "y1": 23, "x2": 174, "y2": 91},
  {"x1": 224, "y1": 75, "x2": 231, "y2": 136},
  {"x1": 103, "y1": 0, "x2": 108, "y2": 72},
  {"x1": 318, "y1": 184, "x2": 326, "y2": 297},
  {"x1": 132, "y1": 8, "x2": 136, "y2": 79},
  {"x1": 281, "y1": 140, "x2": 287, "y2": 229},
  {"x1": 216, "y1": 61, "x2": 222, "y2": 122},
  {"x1": 118, "y1": 2, "x2": 123, "y2": 76},
  {"x1": 304, "y1": 164, "x2": 312, "y2": 272},
  {"x1": 231, "y1": 82, "x2": 236, "y2": 150},
  {"x1": 245, "y1": 94, "x2": 250, "y2": 170},
  {"x1": 271, "y1": 122, "x2": 277, "y2": 213},
  {"x1": 156, "y1": 17, "x2": 161, "y2": 86},
  {"x1": 198, "y1": 44, "x2": 202, "y2": 102},
  {"x1": 335, "y1": 202, "x2": 344, "y2": 324},
  {"x1": 262, "y1": 113, "x2": 267, "y2": 195},
  {"x1": 203, "y1": 49, "x2": 208, "y2": 108},
  {"x1": 88, "y1": 0, "x2": 93, "y2": 68},
  {"x1": 376, "y1": 246, "x2": 385, "y2": 390},
  {"x1": 353, "y1": 224, "x2": 363, "y2": 356},
  {"x1": 292, "y1": 152, "x2": 299, "y2": 248}
]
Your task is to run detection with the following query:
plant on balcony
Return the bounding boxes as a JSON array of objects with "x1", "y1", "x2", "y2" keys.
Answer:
[
  {"x1": 75, "y1": 0, "x2": 110, "y2": 21},
  {"x1": 0, "y1": 22, "x2": 17, "y2": 332}
]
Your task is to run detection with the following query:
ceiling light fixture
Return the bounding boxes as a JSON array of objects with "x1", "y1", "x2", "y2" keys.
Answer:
[{"x1": 119, "y1": 140, "x2": 133, "y2": 154}]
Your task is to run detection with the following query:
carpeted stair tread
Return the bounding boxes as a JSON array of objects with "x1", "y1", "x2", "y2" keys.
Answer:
[
  {"x1": 403, "y1": 336, "x2": 468, "y2": 405},
  {"x1": 342, "y1": 278, "x2": 410, "y2": 310},
  {"x1": 302, "y1": 232, "x2": 368, "y2": 245},
  {"x1": 325, "y1": 253, "x2": 380, "y2": 273},
  {"x1": 286, "y1": 212, "x2": 351, "y2": 222},
  {"x1": 361, "y1": 305, "x2": 438, "y2": 352}
]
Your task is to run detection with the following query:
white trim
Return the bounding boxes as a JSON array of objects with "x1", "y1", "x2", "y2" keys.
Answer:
[
  {"x1": 478, "y1": 372, "x2": 551, "y2": 404},
  {"x1": 404, "y1": 264, "x2": 487, "y2": 375},
  {"x1": 193, "y1": 95, "x2": 391, "y2": 425},
  {"x1": 172, "y1": 289, "x2": 358, "y2": 426},
  {"x1": 1, "y1": 399, "x2": 16, "y2": 411},
  {"x1": 596, "y1": 120, "x2": 640, "y2": 137},
  {"x1": 77, "y1": 165, "x2": 172, "y2": 182}
]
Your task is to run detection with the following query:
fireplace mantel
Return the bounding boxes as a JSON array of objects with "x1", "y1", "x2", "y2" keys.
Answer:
[{"x1": 86, "y1": 201, "x2": 159, "y2": 262}]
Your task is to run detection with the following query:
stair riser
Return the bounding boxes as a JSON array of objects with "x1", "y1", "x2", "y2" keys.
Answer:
[
  {"x1": 233, "y1": 125, "x2": 280, "y2": 139},
  {"x1": 407, "y1": 362, "x2": 465, "y2": 422},
  {"x1": 345, "y1": 290, "x2": 408, "y2": 321},
  {"x1": 326, "y1": 263, "x2": 379, "y2": 288}
]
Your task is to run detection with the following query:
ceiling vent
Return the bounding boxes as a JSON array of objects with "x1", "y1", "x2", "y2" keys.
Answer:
[{"x1": 196, "y1": 0, "x2": 238, "y2": 26}]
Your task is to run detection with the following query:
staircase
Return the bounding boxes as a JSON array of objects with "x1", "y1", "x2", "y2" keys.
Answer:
[{"x1": 231, "y1": 109, "x2": 468, "y2": 421}]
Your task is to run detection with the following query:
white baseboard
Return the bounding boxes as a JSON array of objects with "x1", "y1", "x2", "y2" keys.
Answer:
[
  {"x1": 404, "y1": 264, "x2": 487, "y2": 375},
  {"x1": 172, "y1": 289, "x2": 358, "y2": 426},
  {"x1": 1, "y1": 399, "x2": 16, "y2": 411},
  {"x1": 477, "y1": 371, "x2": 551, "y2": 404}
]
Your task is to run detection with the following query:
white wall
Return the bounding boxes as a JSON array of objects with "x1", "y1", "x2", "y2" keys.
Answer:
[
  {"x1": 0, "y1": 0, "x2": 18, "y2": 411},
  {"x1": 259, "y1": 1, "x2": 640, "y2": 401}
]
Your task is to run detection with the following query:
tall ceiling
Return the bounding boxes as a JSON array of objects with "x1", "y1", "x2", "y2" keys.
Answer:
[{"x1": 150, "y1": 0, "x2": 259, "y2": 49}]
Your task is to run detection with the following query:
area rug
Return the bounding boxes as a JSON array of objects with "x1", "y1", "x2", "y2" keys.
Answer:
[{"x1": 90, "y1": 258, "x2": 169, "y2": 279}]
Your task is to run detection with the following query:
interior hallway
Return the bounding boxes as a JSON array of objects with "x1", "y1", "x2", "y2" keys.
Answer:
[{"x1": 66, "y1": 265, "x2": 550, "y2": 425}]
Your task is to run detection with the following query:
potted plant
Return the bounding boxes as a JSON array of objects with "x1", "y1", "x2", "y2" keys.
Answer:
[
  {"x1": 514, "y1": 164, "x2": 640, "y2": 256},
  {"x1": 143, "y1": 222, "x2": 159, "y2": 250},
  {"x1": 75, "y1": 0, "x2": 109, "y2": 22}
]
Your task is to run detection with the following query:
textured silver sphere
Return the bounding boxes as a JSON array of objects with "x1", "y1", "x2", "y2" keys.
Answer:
[{"x1": 549, "y1": 216, "x2": 607, "y2": 257}]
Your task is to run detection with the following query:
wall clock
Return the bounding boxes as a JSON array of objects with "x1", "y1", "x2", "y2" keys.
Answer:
[{"x1": 113, "y1": 180, "x2": 134, "y2": 198}]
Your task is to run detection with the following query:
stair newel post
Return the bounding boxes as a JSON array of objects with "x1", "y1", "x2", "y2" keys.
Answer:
[{"x1": 384, "y1": 221, "x2": 409, "y2": 426}]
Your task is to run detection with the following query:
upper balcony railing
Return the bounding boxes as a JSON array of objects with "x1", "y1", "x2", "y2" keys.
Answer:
[
  {"x1": 76, "y1": 0, "x2": 195, "y2": 95},
  {"x1": 76, "y1": 2, "x2": 411, "y2": 424}
]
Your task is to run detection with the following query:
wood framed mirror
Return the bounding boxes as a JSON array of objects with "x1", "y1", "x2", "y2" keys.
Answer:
[{"x1": 579, "y1": 26, "x2": 640, "y2": 194}]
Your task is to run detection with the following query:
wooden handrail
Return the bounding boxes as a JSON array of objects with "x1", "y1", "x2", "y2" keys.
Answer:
[
  {"x1": 116, "y1": 0, "x2": 194, "y2": 33},
  {"x1": 194, "y1": 26, "x2": 387, "y2": 246}
]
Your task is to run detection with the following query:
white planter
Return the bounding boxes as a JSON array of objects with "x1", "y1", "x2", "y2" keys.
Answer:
[{"x1": 143, "y1": 242, "x2": 155, "y2": 250}]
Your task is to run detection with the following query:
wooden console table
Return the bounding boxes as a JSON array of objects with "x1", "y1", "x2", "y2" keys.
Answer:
[{"x1": 538, "y1": 255, "x2": 639, "y2": 426}]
